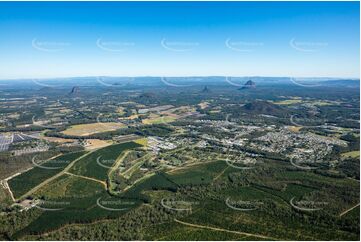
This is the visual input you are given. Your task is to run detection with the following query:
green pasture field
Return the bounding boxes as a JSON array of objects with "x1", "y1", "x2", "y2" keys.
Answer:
[
  {"x1": 13, "y1": 174, "x2": 140, "y2": 239},
  {"x1": 69, "y1": 142, "x2": 141, "y2": 181},
  {"x1": 166, "y1": 160, "x2": 237, "y2": 185},
  {"x1": 10, "y1": 151, "x2": 360, "y2": 241},
  {"x1": 8, "y1": 151, "x2": 87, "y2": 199},
  {"x1": 33, "y1": 173, "x2": 104, "y2": 199},
  {"x1": 121, "y1": 172, "x2": 178, "y2": 201}
]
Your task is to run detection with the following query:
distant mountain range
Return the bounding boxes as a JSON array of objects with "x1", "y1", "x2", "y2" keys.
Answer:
[
  {"x1": 0, "y1": 77, "x2": 359, "y2": 89},
  {"x1": 319, "y1": 79, "x2": 360, "y2": 88}
]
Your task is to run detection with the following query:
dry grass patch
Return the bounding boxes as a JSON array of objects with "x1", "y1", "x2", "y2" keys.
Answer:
[
  {"x1": 62, "y1": 122, "x2": 124, "y2": 136},
  {"x1": 288, "y1": 126, "x2": 302, "y2": 132},
  {"x1": 84, "y1": 139, "x2": 113, "y2": 150}
]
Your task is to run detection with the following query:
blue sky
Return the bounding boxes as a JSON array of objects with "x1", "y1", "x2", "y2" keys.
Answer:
[{"x1": 0, "y1": 1, "x2": 359, "y2": 79}]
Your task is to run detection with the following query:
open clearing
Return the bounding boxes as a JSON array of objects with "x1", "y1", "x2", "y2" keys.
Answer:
[
  {"x1": 62, "y1": 122, "x2": 125, "y2": 136},
  {"x1": 273, "y1": 99, "x2": 303, "y2": 105},
  {"x1": 84, "y1": 139, "x2": 113, "y2": 150},
  {"x1": 134, "y1": 138, "x2": 147, "y2": 146},
  {"x1": 142, "y1": 116, "x2": 176, "y2": 124},
  {"x1": 39, "y1": 136, "x2": 77, "y2": 143},
  {"x1": 287, "y1": 126, "x2": 303, "y2": 132}
]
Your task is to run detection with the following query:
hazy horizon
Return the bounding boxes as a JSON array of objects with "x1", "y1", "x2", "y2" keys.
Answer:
[{"x1": 0, "y1": 75, "x2": 360, "y2": 82}]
